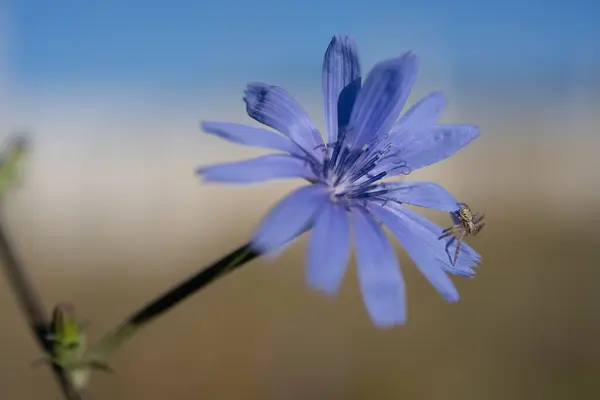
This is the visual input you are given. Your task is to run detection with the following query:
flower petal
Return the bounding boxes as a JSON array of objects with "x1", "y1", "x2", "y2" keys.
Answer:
[
  {"x1": 322, "y1": 35, "x2": 362, "y2": 144},
  {"x1": 244, "y1": 83, "x2": 324, "y2": 157},
  {"x1": 306, "y1": 202, "x2": 351, "y2": 295},
  {"x1": 369, "y1": 204, "x2": 459, "y2": 302},
  {"x1": 348, "y1": 52, "x2": 419, "y2": 149},
  {"x1": 201, "y1": 121, "x2": 303, "y2": 156},
  {"x1": 197, "y1": 154, "x2": 317, "y2": 184},
  {"x1": 381, "y1": 181, "x2": 459, "y2": 212},
  {"x1": 390, "y1": 91, "x2": 446, "y2": 136},
  {"x1": 252, "y1": 184, "x2": 329, "y2": 253},
  {"x1": 393, "y1": 124, "x2": 480, "y2": 172},
  {"x1": 351, "y1": 207, "x2": 406, "y2": 327}
]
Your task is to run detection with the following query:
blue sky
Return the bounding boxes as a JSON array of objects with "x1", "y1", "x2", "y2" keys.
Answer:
[{"x1": 7, "y1": 0, "x2": 600, "y2": 99}]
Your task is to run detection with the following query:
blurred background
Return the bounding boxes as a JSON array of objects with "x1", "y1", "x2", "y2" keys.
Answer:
[{"x1": 0, "y1": 0, "x2": 599, "y2": 399}]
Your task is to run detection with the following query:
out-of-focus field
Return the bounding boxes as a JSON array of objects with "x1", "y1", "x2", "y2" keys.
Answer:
[
  {"x1": 0, "y1": 108, "x2": 599, "y2": 399},
  {"x1": 1, "y1": 201, "x2": 599, "y2": 400}
]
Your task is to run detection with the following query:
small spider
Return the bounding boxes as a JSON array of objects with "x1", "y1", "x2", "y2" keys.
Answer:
[{"x1": 438, "y1": 203, "x2": 485, "y2": 265}]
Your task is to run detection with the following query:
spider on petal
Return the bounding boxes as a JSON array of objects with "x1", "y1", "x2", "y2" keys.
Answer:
[{"x1": 439, "y1": 203, "x2": 485, "y2": 266}]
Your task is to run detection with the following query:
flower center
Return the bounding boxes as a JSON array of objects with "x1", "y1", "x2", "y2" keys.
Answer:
[
  {"x1": 321, "y1": 138, "x2": 412, "y2": 206},
  {"x1": 311, "y1": 128, "x2": 411, "y2": 205}
]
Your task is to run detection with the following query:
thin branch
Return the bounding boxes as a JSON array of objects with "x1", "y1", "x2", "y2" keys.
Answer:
[
  {"x1": 95, "y1": 244, "x2": 260, "y2": 358},
  {"x1": 93, "y1": 228, "x2": 310, "y2": 360},
  {"x1": 0, "y1": 212, "x2": 83, "y2": 400}
]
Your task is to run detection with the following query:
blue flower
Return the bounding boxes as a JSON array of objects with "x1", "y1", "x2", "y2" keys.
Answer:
[{"x1": 198, "y1": 35, "x2": 481, "y2": 327}]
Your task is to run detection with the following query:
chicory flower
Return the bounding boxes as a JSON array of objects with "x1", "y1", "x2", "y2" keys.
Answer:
[{"x1": 198, "y1": 35, "x2": 481, "y2": 327}]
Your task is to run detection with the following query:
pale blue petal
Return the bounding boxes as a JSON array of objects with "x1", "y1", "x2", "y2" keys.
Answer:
[
  {"x1": 348, "y1": 52, "x2": 419, "y2": 149},
  {"x1": 244, "y1": 83, "x2": 324, "y2": 157},
  {"x1": 381, "y1": 181, "x2": 459, "y2": 212},
  {"x1": 322, "y1": 35, "x2": 361, "y2": 143},
  {"x1": 306, "y1": 202, "x2": 351, "y2": 295},
  {"x1": 369, "y1": 204, "x2": 459, "y2": 302},
  {"x1": 390, "y1": 91, "x2": 446, "y2": 136},
  {"x1": 252, "y1": 184, "x2": 329, "y2": 253},
  {"x1": 351, "y1": 207, "x2": 406, "y2": 327},
  {"x1": 392, "y1": 124, "x2": 480, "y2": 172},
  {"x1": 198, "y1": 154, "x2": 317, "y2": 184},
  {"x1": 201, "y1": 121, "x2": 303, "y2": 156}
]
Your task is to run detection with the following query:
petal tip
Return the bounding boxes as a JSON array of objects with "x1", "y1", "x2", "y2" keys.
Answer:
[
  {"x1": 309, "y1": 283, "x2": 340, "y2": 298},
  {"x1": 195, "y1": 167, "x2": 214, "y2": 183},
  {"x1": 401, "y1": 51, "x2": 420, "y2": 67},
  {"x1": 430, "y1": 91, "x2": 447, "y2": 112},
  {"x1": 372, "y1": 315, "x2": 407, "y2": 328},
  {"x1": 199, "y1": 121, "x2": 214, "y2": 132},
  {"x1": 381, "y1": 51, "x2": 419, "y2": 73},
  {"x1": 445, "y1": 292, "x2": 460, "y2": 303},
  {"x1": 329, "y1": 34, "x2": 358, "y2": 49},
  {"x1": 243, "y1": 83, "x2": 271, "y2": 104},
  {"x1": 461, "y1": 124, "x2": 480, "y2": 137}
]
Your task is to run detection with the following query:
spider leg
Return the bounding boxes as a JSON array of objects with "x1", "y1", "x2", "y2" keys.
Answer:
[
  {"x1": 441, "y1": 225, "x2": 454, "y2": 233},
  {"x1": 438, "y1": 231, "x2": 453, "y2": 239},
  {"x1": 453, "y1": 233, "x2": 465, "y2": 266},
  {"x1": 475, "y1": 222, "x2": 486, "y2": 235},
  {"x1": 444, "y1": 236, "x2": 456, "y2": 263},
  {"x1": 439, "y1": 225, "x2": 459, "y2": 239},
  {"x1": 473, "y1": 214, "x2": 485, "y2": 224}
]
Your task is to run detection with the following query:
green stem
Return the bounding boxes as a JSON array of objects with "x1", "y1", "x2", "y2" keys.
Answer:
[
  {"x1": 0, "y1": 212, "x2": 83, "y2": 400},
  {"x1": 94, "y1": 243, "x2": 260, "y2": 357}
]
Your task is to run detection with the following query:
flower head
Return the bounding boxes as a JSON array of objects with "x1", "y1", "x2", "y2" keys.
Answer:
[{"x1": 198, "y1": 35, "x2": 481, "y2": 327}]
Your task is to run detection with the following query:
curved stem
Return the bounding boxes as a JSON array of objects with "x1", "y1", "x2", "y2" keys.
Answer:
[
  {"x1": 0, "y1": 212, "x2": 83, "y2": 400},
  {"x1": 94, "y1": 243, "x2": 260, "y2": 358}
]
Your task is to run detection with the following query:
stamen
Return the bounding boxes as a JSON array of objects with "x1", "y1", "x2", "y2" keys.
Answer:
[
  {"x1": 346, "y1": 151, "x2": 386, "y2": 183},
  {"x1": 331, "y1": 126, "x2": 352, "y2": 166},
  {"x1": 355, "y1": 171, "x2": 388, "y2": 189},
  {"x1": 351, "y1": 189, "x2": 388, "y2": 199},
  {"x1": 336, "y1": 147, "x2": 363, "y2": 178},
  {"x1": 332, "y1": 145, "x2": 348, "y2": 173},
  {"x1": 321, "y1": 155, "x2": 330, "y2": 179},
  {"x1": 342, "y1": 139, "x2": 395, "y2": 183},
  {"x1": 387, "y1": 161, "x2": 411, "y2": 175}
]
